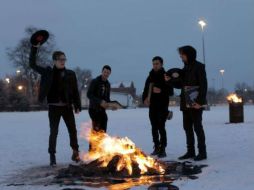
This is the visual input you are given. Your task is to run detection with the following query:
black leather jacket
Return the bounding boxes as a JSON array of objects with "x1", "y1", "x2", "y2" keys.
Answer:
[{"x1": 29, "y1": 46, "x2": 81, "y2": 111}]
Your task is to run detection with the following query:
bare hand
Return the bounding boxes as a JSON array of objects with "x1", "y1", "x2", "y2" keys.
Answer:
[
  {"x1": 33, "y1": 42, "x2": 41, "y2": 48},
  {"x1": 111, "y1": 106, "x2": 118, "y2": 111},
  {"x1": 144, "y1": 98, "x2": 150, "y2": 106},
  {"x1": 192, "y1": 103, "x2": 202, "y2": 109},
  {"x1": 100, "y1": 101, "x2": 108, "y2": 109},
  {"x1": 164, "y1": 74, "x2": 171, "y2": 82},
  {"x1": 153, "y1": 87, "x2": 161, "y2": 93}
]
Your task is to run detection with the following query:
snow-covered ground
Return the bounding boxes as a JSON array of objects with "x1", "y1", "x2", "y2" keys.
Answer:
[{"x1": 0, "y1": 105, "x2": 253, "y2": 190}]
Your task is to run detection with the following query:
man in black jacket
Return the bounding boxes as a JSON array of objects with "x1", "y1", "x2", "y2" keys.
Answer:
[
  {"x1": 87, "y1": 65, "x2": 111, "y2": 134},
  {"x1": 166, "y1": 46, "x2": 207, "y2": 161},
  {"x1": 29, "y1": 45, "x2": 81, "y2": 166},
  {"x1": 142, "y1": 56, "x2": 174, "y2": 158}
]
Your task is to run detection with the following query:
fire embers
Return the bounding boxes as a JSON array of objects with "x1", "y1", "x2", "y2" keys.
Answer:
[
  {"x1": 53, "y1": 123, "x2": 207, "y2": 188},
  {"x1": 227, "y1": 93, "x2": 244, "y2": 123},
  {"x1": 79, "y1": 125, "x2": 165, "y2": 177},
  {"x1": 54, "y1": 161, "x2": 207, "y2": 188}
]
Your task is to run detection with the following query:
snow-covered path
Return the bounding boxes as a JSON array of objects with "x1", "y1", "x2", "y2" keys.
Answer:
[{"x1": 0, "y1": 105, "x2": 253, "y2": 189}]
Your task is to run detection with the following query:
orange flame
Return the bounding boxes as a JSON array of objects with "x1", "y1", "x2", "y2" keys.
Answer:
[
  {"x1": 227, "y1": 93, "x2": 242, "y2": 103},
  {"x1": 80, "y1": 122, "x2": 165, "y2": 176}
]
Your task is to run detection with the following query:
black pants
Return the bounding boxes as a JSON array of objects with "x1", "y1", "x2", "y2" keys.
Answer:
[
  {"x1": 182, "y1": 109, "x2": 206, "y2": 153},
  {"x1": 149, "y1": 108, "x2": 168, "y2": 148},
  {"x1": 48, "y1": 105, "x2": 79, "y2": 154},
  {"x1": 88, "y1": 108, "x2": 108, "y2": 132}
]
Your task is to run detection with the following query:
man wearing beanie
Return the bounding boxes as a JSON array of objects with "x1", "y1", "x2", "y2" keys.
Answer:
[
  {"x1": 29, "y1": 44, "x2": 81, "y2": 166},
  {"x1": 142, "y1": 56, "x2": 174, "y2": 158}
]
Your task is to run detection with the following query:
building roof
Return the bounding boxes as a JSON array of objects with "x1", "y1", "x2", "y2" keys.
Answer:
[{"x1": 111, "y1": 81, "x2": 134, "y2": 88}]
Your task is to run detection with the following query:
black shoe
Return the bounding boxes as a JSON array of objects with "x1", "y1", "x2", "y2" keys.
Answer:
[
  {"x1": 72, "y1": 150, "x2": 80, "y2": 162},
  {"x1": 50, "y1": 154, "x2": 56, "y2": 167},
  {"x1": 194, "y1": 153, "x2": 207, "y2": 161},
  {"x1": 151, "y1": 146, "x2": 160, "y2": 156},
  {"x1": 178, "y1": 151, "x2": 196, "y2": 160},
  {"x1": 157, "y1": 147, "x2": 167, "y2": 158}
]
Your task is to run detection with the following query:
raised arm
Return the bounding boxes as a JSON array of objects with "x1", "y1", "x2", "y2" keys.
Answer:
[{"x1": 29, "y1": 46, "x2": 47, "y2": 75}]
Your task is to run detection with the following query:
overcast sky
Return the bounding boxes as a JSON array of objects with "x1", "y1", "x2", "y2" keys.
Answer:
[{"x1": 0, "y1": 0, "x2": 253, "y2": 93}]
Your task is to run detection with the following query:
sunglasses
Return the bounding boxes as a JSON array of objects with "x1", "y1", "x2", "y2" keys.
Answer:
[{"x1": 57, "y1": 58, "x2": 67, "y2": 62}]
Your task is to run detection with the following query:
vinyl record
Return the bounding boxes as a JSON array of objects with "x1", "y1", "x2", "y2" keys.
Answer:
[
  {"x1": 166, "y1": 68, "x2": 182, "y2": 79},
  {"x1": 166, "y1": 68, "x2": 183, "y2": 89},
  {"x1": 30, "y1": 30, "x2": 49, "y2": 46}
]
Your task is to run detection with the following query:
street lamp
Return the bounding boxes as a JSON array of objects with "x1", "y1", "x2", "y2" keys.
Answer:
[
  {"x1": 198, "y1": 19, "x2": 207, "y2": 64},
  {"x1": 17, "y1": 85, "x2": 24, "y2": 91},
  {"x1": 5, "y1": 78, "x2": 10, "y2": 84},
  {"x1": 219, "y1": 69, "x2": 225, "y2": 90}
]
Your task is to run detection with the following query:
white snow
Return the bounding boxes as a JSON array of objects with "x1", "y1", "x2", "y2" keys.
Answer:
[{"x1": 0, "y1": 105, "x2": 253, "y2": 190}]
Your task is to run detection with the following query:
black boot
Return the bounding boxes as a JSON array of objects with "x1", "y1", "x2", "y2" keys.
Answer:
[
  {"x1": 194, "y1": 149, "x2": 207, "y2": 161},
  {"x1": 151, "y1": 145, "x2": 160, "y2": 156},
  {"x1": 50, "y1": 153, "x2": 56, "y2": 167},
  {"x1": 178, "y1": 150, "x2": 196, "y2": 160},
  {"x1": 157, "y1": 146, "x2": 167, "y2": 158},
  {"x1": 72, "y1": 150, "x2": 80, "y2": 162}
]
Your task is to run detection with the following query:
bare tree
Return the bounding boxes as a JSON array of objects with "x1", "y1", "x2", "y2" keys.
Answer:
[
  {"x1": 73, "y1": 67, "x2": 92, "y2": 90},
  {"x1": 0, "y1": 80, "x2": 8, "y2": 110},
  {"x1": 6, "y1": 26, "x2": 56, "y2": 103},
  {"x1": 235, "y1": 82, "x2": 251, "y2": 92}
]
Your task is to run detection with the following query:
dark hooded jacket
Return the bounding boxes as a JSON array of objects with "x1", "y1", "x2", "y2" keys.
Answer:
[
  {"x1": 29, "y1": 46, "x2": 81, "y2": 112},
  {"x1": 142, "y1": 68, "x2": 174, "y2": 110},
  {"x1": 178, "y1": 46, "x2": 208, "y2": 110}
]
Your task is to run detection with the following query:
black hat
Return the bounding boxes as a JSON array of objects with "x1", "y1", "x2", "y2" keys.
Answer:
[
  {"x1": 166, "y1": 68, "x2": 183, "y2": 89},
  {"x1": 30, "y1": 30, "x2": 49, "y2": 46}
]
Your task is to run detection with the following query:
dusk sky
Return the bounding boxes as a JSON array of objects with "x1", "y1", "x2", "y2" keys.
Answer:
[{"x1": 0, "y1": 0, "x2": 253, "y2": 93}]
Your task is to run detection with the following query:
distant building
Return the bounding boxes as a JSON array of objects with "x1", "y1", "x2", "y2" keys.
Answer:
[
  {"x1": 110, "y1": 81, "x2": 137, "y2": 107},
  {"x1": 110, "y1": 91, "x2": 134, "y2": 108},
  {"x1": 111, "y1": 81, "x2": 136, "y2": 98}
]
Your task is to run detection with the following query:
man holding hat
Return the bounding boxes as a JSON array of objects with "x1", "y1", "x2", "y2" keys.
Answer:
[{"x1": 29, "y1": 34, "x2": 81, "y2": 166}]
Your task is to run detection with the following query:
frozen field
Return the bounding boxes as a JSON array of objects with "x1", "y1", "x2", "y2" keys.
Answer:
[{"x1": 0, "y1": 105, "x2": 253, "y2": 190}]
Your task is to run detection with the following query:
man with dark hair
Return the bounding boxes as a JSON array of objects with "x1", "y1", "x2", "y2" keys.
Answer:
[
  {"x1": 52, "y1": 51, "x2": 65, "y2": 61},
  {"x1": 142, "y1": 56, "x2": 174, "y2": 158},
  {"x1": 29, "y1": 44, "x2": 81, "y2": 166},
  {"x1": 87, "y1": 65, "x2": 111, "y2": 134},
  {"x1": 166, "y1": 45, "x2": 207, "y2": 161}
]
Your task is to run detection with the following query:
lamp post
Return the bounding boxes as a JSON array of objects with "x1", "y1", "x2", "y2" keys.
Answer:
[
  {"x1": 212, "y1": 78, "x2": 215, "y2": 90},
  {"x1": 219, "y1": 69, "x2": 225, "y2": 90},
  {"x1": 5, "y1": 78, "x2": 10, "y2": 84},
  {"x1": 17, "y1": 85, "x2": 24, "y2": 91},
  {"x1": 198, "y1": 19, "x2": 207, "y2": 64}
]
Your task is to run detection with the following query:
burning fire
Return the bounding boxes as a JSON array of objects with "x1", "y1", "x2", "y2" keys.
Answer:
[
  {"x1": 80, "y1": 122, "x2": 165, "y2": 176},
  {"x1": 227, "y1": 93, "x2": 242, "y2": 103}
]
